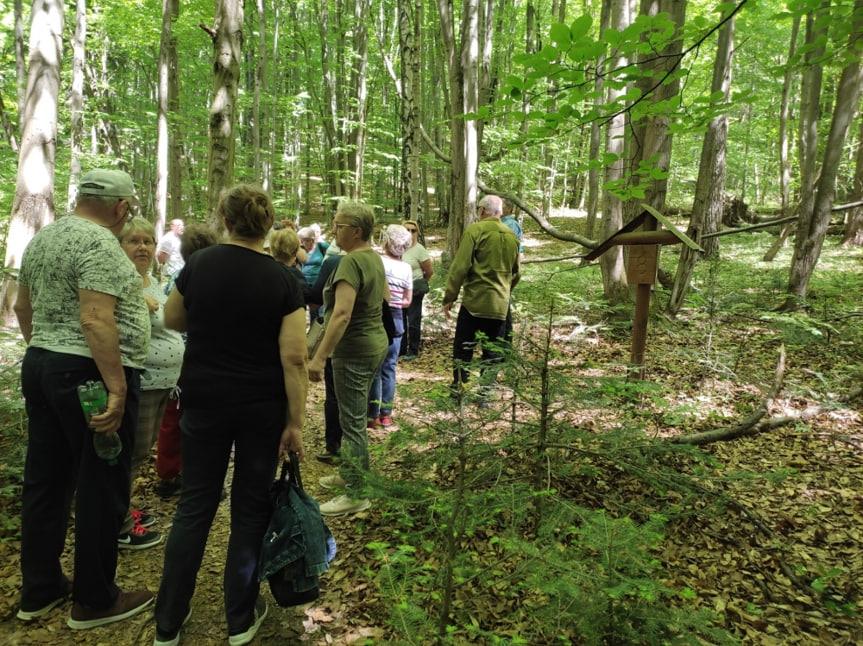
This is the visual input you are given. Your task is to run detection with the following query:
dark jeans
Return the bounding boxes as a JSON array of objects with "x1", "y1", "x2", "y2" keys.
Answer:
[
  {"x1": 369, "y1": 307, "x2": 405, "y2": 419},
  {"x1": 20, "y1": 347, "x2": 140, "y2": 610},
  {"x1": 400, "y1": 291, "x2": 426, "y2": 356},
  {"x1": 324, "y1": 358, "x2": 342, "y2": 454},
  {"x1": 451, "y1": 307, "x2": 507, "y2": 387},
  {"x1": 154, "y1": 401, "x2": 283, "y2": 636}
]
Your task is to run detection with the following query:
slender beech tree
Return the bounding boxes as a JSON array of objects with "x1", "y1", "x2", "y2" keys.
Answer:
[
  {"x1": 763, "y1": 14, "x2": 801, "y2": 262},
  {"x1": 438, "y1": 0, "x2": 481, "y2": 258},
  {"x1": 398, "y1": 0, "x2": 421, "y2": 221},
  {"x1": 786, "y1": 0, "x2": 863, "y2": 306},
  {"x1": 668, "y1": 5, "x2": 736, "y2": 316},
  {"x1": 66, "y1": 0, "x2": 85, "y2": 213},
  {"x1": 2, "y1": 0, "x2": 64, "y2": 322},
  {"x1": 599, "y1": 0, "x2": 631, "y2": 305},
  {"x1": 156, "y1": 0, "x2": 178, "y2": 236},
  {"x1": 842, "y1": 118, "x2": 863, "y2": 247},
  {"x1": 202, "y1": 0, "x2": 243, "y2": 226}
]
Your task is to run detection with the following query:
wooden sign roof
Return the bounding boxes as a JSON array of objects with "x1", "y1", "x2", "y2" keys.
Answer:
[{"x1": 583, "y1": 204, "x2": 703, "y2": 261}]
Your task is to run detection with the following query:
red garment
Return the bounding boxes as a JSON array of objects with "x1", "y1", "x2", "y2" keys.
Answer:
[{"x1": 156, "y1": 396, "x2": 182, "y2": 480}]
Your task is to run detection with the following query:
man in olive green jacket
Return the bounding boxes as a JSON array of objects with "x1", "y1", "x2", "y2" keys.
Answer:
[{"x1": 443, "y1": 195, "x2": 520, "y2": 404}]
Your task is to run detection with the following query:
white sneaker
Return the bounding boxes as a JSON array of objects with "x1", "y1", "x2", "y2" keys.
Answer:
[
  {"x1": 320, "y1": 494, "x2": 371, "y2": 516},
  {"x1": 319, "y1": 474, "x2": 346, "y2": 490}
]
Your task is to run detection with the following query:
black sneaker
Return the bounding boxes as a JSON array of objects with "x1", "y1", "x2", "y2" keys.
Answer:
[
  {"x1": 155, "y1": 476, "x2": 182, "y2": 499},
  {"x1": 316, "y1": 450, "x2": 340, "y2": 464},
  {"x1": 154, "y1": 609, "x2": 192, "y2": 646},
  {"x1": 17, "y1": 579, "x2": 73, "y2": 621},
  {"x1": 130, "y1": 509, "x2": 156, "y2": 528},
  {"x1": 118, "y1": 524, "x2": 163, "y2": 550}
]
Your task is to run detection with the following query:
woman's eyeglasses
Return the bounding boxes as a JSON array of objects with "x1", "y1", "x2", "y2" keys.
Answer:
[
  {"x1": 122, "y1": 238, "x2": 155, "y2": 248},
  {"x1": 405, "y1": 228, "x2": 417, "y2": 233}
]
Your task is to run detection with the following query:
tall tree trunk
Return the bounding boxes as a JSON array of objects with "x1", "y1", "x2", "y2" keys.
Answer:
[
  {"x1": 626, "y1": 0, "x2": 687, "y2": 218},
  {"x1": 763, "y1": 15, "x2": 801, "y2": 262},
  {"x1": 586, "y1": 0, "x2": 611, "y2": 240},
  {"x1": 668, "y1": 6, "x2": 735, "y2": 316},
  {"x1": 202, "y1": 0, "x2": 243, "y2": 227},
  {"x1": 398, "y1": 0, "x2": 421, "y2": 221},
  {"x1": 15, "y1": 0, "x2": 26, "y2": 122},
  {"x1": 438, "y1": 0, "x2": 481, "y2": 259},
  {"x1": 778, "y1": 16, "x2": 800, "y2": 220},
  {"x1": 599, "y1": 0, "x2": 630, "y2": 305},
  {"x1": 346, "y1": 0, "x2": 370, "y2": 198},
  {"x1": 66, "y1": 0, "x2": 85, "y2": 213},
  {"x1": 168, "y1": 1, "x2": 182, "y2": 222},
  {"x1": 156, "y1": 0, "x2": 175, "y2": 235},
  {"x1": 252, "y1": 0, "x2": 267, "y2": 187},
  {"x1": 2, "y1": 0, "x2": 64, "y2": 324},
  {"x1": 842, "y1": 118, "x2": 863, "y2": 247},
  {"x1": 794, "y1": 5, "x2": 829, "y2": 241},
  {"x1": 787, "y1": 1, "x2": 863, "y2": 305}
]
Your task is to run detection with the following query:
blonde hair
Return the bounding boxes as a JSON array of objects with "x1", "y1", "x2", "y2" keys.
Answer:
[{"x1": 269, "y1": 227, "x2": 301, "y2": 264}]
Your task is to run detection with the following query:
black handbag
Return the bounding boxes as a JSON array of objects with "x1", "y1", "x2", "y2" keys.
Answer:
[
  {"x1": 382, "y1": 301, "x2": 397, "y2": 344},
  {"x1": 258, "y1": 452, "x2": 336, "y2": 607}
]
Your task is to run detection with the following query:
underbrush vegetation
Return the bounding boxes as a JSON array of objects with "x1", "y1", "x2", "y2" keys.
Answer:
[{"x1": 0, "y1": 215, "x2": 859, "y2": 644}]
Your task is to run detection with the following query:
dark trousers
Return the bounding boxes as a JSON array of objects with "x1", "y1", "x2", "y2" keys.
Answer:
[
  {"x1": 400, "y1": 291, "x2": 426, "y2": 356},
  {"x1": 369, "y1": 307, "x2": 405, "y2": 419},
  {"x1": 451, "y1": 307, "x2": 507, "y2": 387},
  {"x1": 154, "y1": 401, "x2": 284, "y2": 635},
  {"x1": 19, "y1": 347, "x2": 140, "y2": 610},
  {"x1": 324, "y1": 358, "x2": 342, "y2": 454}
]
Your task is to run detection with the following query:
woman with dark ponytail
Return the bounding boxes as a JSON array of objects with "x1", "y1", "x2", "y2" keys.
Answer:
[{"x1": 153, "y1": 185, "x2": 308, "y2": 646}]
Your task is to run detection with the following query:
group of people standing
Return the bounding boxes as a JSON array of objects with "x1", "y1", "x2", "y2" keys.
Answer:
[{"x1": 13, "y1": 169, "x2": 521, "y2": 646}]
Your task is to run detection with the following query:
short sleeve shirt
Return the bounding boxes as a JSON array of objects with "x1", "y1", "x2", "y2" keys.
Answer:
[
  {"x1": 176, "y1": 244, "x2": 304, "y2": 408},
  {"x1": 382, "y1": 255, "x2": 413, "y2": 308},
  {"x1": 18, "y1": 216, "x2": 150, "y2": 368},
  {"x1": 156, "y1": 231, "x2": 184, "y2": 277},
  {"x1": 323, "y1": 248, "x2": 388, "y2": 358},
  {"x1": 140, "y1": 275, "x2": 184, "y2": 391},
  {"x1": 402, "y1": 243, "x2": 431, "y2": 282}
]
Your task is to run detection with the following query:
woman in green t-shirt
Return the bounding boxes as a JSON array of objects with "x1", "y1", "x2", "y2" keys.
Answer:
[{"x1": 308, "y1": 201, "x2": 388, "y2": 516}]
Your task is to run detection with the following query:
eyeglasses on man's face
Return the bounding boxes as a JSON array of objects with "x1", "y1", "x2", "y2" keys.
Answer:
[{"x1": 333, "y1": 222, "x2": 356, "y2": 231}]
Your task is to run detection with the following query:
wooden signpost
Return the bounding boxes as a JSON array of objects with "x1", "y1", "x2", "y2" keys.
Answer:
[{"x1": 584, "y1": 204, "x2": 703, "y2": 379}]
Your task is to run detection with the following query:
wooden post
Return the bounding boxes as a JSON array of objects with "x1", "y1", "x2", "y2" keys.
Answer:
[{"x1": 584, "y1": 205, "x2": 703, "y2": 381}]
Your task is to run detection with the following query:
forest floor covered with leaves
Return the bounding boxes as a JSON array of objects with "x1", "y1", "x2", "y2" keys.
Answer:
[{"x1": 0, "y1": 214, "x2": 861, "y2": 645}]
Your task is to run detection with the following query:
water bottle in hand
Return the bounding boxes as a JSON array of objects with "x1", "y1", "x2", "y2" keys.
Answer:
[{"x1": 77, "y1": 380, "x2": 121, "y2": 464}]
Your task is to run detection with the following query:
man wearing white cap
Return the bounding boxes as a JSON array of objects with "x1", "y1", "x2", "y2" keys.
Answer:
[{"x1": 13, "y1": 169, "x2": 155, "y2": 630}]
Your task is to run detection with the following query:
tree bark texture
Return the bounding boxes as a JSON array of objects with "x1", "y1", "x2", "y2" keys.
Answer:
[
  {"x1": 599, "y1": 0, "x2": 630, "y2": 305},
  {"x1": 204, "y1": 0, "x2": 243, "y2": 227},
  {"x1": 842, "y1": 117, "x2": 863, "y2": 247},
  {"x1": 398, "y1": 0, "x2": 421, "y2": 221},
  {"x1": 2, "y1": 0, "x2": 64, "y2": 324},
  {"x1": 156, "y1": 0, "x2": 175, "y2": 235},
  {"x1": 626, "y1": 0, "x2": 687, "y2": 220},
  {"x1": 788, "y1": 4, "x2": 863, "y2": 302},
  {"x1": 346, "y1": 0, "x2": 370, "y2": 199},
  {"x1": 668, "y1": 6, "x2": 735, "y2": 315},
  {"x1": 66, "y1": 0, "x2": 85, "y2": 213}
]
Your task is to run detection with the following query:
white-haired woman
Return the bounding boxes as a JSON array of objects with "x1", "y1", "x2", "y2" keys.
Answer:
[
  {"x1": 298, "y1": 225, "x2": 329, "y2": 285},
  {"x1": 367, "y1": 224, "x2": 413, "y2": 428}
]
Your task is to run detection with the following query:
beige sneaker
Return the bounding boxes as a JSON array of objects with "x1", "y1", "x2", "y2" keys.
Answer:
[
  {"x1": 320, "y1": 494, "x2": 371, "y2": 516},
  {"x1": 319, "y1": 474, "x2": 346, "y2": 490}
]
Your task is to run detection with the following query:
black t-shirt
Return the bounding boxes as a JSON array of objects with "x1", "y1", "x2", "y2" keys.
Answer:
[{"x1": 176, "y1": 244, "x2": 304, "y2": 408}]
